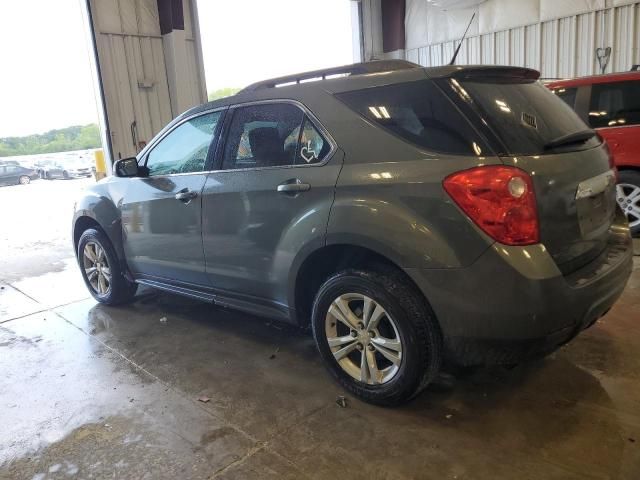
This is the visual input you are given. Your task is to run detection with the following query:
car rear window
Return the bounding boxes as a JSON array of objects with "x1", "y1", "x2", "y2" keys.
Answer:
[
  {"x1": 336, "y1": 80, "x2": 489, "y2": 156},
  {"x1": 453, "y1": 78, "x2": 599, "y2": 155},
  {"x1": 551, "y1": 86, "x2": 578, "y2": 108}
]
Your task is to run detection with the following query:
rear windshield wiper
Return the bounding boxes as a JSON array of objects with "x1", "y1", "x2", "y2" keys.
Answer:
[{"x1": 544, "y1": 129, "x2": 596, "y2": 150}]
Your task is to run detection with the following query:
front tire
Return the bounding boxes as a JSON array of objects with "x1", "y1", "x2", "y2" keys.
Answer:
[
  {"x1": 617, "y1": 170, "x2": 640, "y2": 236},
  {"x1": 77, "y1": 228, "x2": 137, "y2": 305},
  {"x1": 311, "y1": 267, "x2": 442, "y2": 406},
  {"x1": 18, "y1": 176, "x2": 30, "y2": 185}
]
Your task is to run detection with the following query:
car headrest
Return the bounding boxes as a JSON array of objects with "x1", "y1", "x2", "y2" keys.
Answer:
[{"x1": 248, "y1": 127, "x2": 283, "y2": 167}]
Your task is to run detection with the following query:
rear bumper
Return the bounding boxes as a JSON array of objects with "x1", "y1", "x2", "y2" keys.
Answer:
[{"x1": 405, "y1": 215, "x2": 633, "y2": 365}]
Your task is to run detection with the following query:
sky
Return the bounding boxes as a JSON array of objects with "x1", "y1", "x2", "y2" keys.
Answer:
[
  {"x1": 0, "y1": 0, "x2": 355, "y2": 138},
  {"x1": 196, "y1": 0, "x2": 355, "y2": 91},
  {"x1": 0, "y1": 0, "x2": 99, "y2": 138}
]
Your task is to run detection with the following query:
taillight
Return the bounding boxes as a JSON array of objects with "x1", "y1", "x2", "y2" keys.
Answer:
[{"x1": 443, "y1": 165, "x2": 539, "y2": 246}]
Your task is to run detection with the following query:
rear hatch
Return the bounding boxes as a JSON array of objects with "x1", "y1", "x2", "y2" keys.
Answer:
[{"x1": 438, "y1": 68, "x2": 617, "y2": 274}]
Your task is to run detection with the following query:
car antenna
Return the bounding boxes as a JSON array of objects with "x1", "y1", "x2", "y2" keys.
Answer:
[{"x1": 449, "y1": 13, "x2": 476, "y2": 66}]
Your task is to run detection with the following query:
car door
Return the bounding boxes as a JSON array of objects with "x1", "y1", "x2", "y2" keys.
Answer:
[
  {"x1": 0, "y1": 166, "x2": 8, "y2": 185},
  {"x1": 201, "y1": 101, "x2": 343, "y2": 313},
  {"x1": 3, "y1": 165, "x2": 21, "y2": 184},
  {"x1": 119, "y1": 109, "x2": 225, "y2": 285},
  {"x1": 49, "y1": 164, "x2": 64, "y2": 178}
]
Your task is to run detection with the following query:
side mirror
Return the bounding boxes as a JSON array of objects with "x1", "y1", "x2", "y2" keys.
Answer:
[{"x1": 114, "y1": 157, "x2": 140, "y2": 177}]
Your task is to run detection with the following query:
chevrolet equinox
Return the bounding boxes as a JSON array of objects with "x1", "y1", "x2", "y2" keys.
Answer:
[{"x1": 73, "y1": 61, "x2": 633, "y2": 406}]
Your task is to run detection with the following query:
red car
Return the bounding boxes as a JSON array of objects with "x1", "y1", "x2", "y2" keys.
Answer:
[{"x1": 547, "y1": 70, "x2": 640, "y2": 235}]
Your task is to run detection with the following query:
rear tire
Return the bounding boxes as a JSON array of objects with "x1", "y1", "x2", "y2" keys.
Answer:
[
  {"x1": 63, "y1": 171, "x2": 70, "y2": 179},
  {"x1": 311, "y1": 267, "x2": 442, "y2": 406},
  {"x1": 617, "y1": 170, "x2": 640, "y2": 236},
  {"x1": 77, "y1": 228, "x2": 137, "y2": 305}
]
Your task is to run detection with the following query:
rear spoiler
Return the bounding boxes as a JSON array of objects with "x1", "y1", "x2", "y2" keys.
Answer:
[{"x1": 452, "y1": 66, "x2": 541, "y2": 81}]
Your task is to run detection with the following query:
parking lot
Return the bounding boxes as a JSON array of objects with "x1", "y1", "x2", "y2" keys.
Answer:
[{"x1": 0, "y1": 178, "x2": 639, "y2": 479}]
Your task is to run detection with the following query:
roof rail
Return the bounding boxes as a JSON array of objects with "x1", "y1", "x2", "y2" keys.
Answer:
[{"x1": 239, "y1": 60, "x2": 420, "y2": 93}]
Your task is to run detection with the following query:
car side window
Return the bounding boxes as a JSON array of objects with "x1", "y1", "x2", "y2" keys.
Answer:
[
  {"x1": 589, "y1": 81, "x2": 640, "y2": 128},
  {"x1": 297, "y1": 118, "x2": 331, "y2": 165},
  {"x1": 145, "y1": 111, "x2": 222, "y2": 176},
  {"x1": 222, "y1": 103, "x2": 321, "y2": 170},
  {"x1": 337, "y1": 80, "x2": 489, "y2": 156}
]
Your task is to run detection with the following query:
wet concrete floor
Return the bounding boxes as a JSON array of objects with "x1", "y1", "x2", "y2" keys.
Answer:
[{"x1": 1, "y1": 181, "x2": 640, "y2": 479}]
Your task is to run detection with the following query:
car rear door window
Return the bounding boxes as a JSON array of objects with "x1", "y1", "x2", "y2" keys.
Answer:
[
  {"x1": 588, "y1": 81, "x2": 640, "y2": 128},
  {"x1": 336, "y1": 80, "x2": 489, "y2": 156},
  {"x1": 221, "y1": 103, "x2": 328, "y2": 170},
  {"x1": 145, "y1": 111, "x2": 222, "y2": 176}
]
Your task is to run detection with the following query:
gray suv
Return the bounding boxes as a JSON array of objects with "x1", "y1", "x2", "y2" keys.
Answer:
[{"x1": 73, "y1": 61, "x2": 633, "y2": 406}]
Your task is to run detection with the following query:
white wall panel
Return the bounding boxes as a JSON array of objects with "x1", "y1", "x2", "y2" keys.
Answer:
[
  {"x1": 557, "y1": 17, "x2": 577, "y2": 77},
  {"x1": 575, "y1": 12, "x2": 597, "y2": 74},
  {"x1": 481, "y1": 33, "x2": 495, "y2": 64},
  {"x1": 510, "y1": 28, "x2": 525, "y2": 66},
  {"x1": 613, "y1": 4, "x2": 640, "y2": 70},
  {"x1": 540, "y1": 0, "x2": 605, "y2": 21},
  {"x1": 479, "y1": 0, "x2": 540, "y2": 34},
  {"x1": 88, "y1": 0, "x2": 206, "y2": 161},
  {"x1": 404, "y1": 1, "x2": 640, "y2": 79}
]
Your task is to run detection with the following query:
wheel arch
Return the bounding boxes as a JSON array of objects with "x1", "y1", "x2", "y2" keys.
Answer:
[
  {"x1": 72, "y1": 191, "x2": 127, "y2": 266},
  {"x1": 73, "y1": 215, "x2": 103, "y2": 252},
  {"x1": 290, "y1": 241, "x2": 433, "y2": 328}
]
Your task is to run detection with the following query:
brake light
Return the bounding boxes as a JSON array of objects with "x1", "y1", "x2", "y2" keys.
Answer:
[{"x1": 443, "y1": 166, "x2": 539, "y2": 245}]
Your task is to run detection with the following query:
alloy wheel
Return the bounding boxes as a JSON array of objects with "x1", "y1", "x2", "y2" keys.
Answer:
[
  {"x1": 82, "y1": 241, "x2": 111, "y2": 295},
  {"x1": 19, "y1": 176, "x2": 30, "y2": 185},
  {"x1": 325, "y1": 293, "x2": 402, "y2": 385},
  {"x1": 616, "y1": 183, "x2": 640, "y2": 228}
]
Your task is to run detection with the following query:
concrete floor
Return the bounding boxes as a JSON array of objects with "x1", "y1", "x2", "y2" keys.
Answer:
[{"x1": 1, "y1": 179, "x2": 640, "y2": 479}]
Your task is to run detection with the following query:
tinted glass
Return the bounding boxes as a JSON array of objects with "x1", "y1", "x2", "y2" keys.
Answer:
[
  {"x1": 551, "y1": 87, "x2": 577, "y2": 108},
  {"x1": 284, "y1": 118, "x2": 332, "y2": 165},
  {"x1": 146, "y1": 111, "x2": 221, "y2": 176},
  {"x1": 589, "y1": 81, "x2": 640, "y2": 128},
  {"x1": 222, "y1": 104, "x2": 305, "y2": 169},
  {"x1": 337, "y1": 80, "x2": 487, "y2": 156},
  {"x1": 457, "y1": 79, "x2": 597, "y2": 155},
  {"x1": 299, "y1": 118, "x2": 330, "y2": 164}
]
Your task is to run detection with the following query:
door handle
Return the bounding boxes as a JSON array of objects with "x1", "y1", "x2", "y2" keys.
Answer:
[
  {"x1": 277, "y1": 180, "x2": 310, "y2": 194},
  {"x1": 175, "y1": 189, "x2": 198, "y2": 202}
]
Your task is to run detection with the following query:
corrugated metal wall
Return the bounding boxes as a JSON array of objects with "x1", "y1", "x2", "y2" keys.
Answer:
[
  {"x1": 89, "y1": 0, "x2": 206, "y2": 161},
  {"x1": 405, "y1": 2, "x2": 640, "y2": 78}
]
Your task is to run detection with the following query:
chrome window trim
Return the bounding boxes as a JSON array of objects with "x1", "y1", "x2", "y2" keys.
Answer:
[{"x1": 133, "y1": 99, "x2": 338, "y2": 179}]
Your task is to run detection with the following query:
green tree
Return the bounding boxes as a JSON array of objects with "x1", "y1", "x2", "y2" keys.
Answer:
[
  {"x1": 208, "y1": 87, "x2": 240, "y2": 101},
  {"x1": 0, "y1": 124, "x2": 102, "y2": 157}
]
